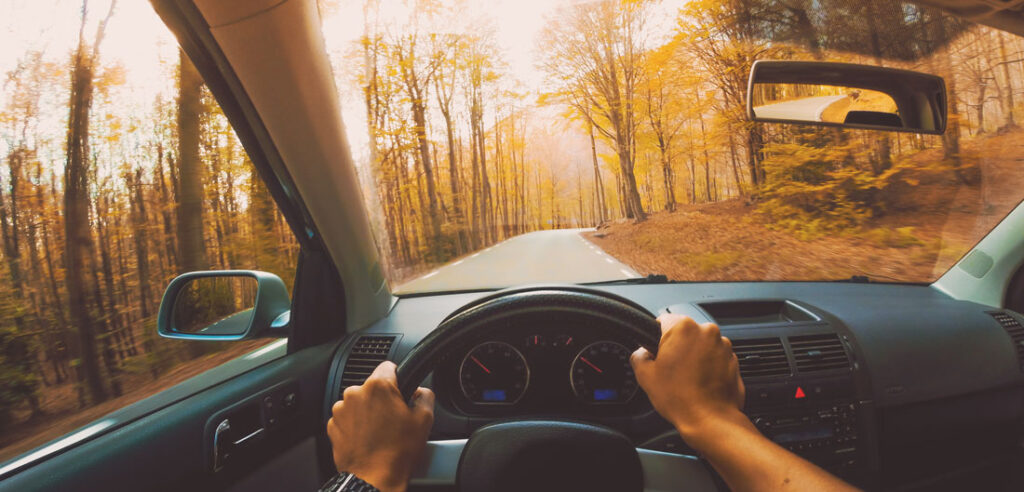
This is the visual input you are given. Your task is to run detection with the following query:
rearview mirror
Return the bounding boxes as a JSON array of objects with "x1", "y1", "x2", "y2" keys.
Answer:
[
  {"x1": 747, "y1": 60, "x2": 946, "y2": 134},
  {"x1": 157, "y1": 270, "x2": 290, "y2": 341}
]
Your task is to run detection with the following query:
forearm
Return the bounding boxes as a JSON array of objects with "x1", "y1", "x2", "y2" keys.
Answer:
[{"x1": 680, "y1": 410, "x2": 859, "y2": 492}]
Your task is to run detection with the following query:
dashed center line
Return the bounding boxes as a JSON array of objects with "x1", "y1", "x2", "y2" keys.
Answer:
[
  {"x1": 423, "y1": 271, "x2": 438, "y2": 279},
  {"x1": 604, "y1": 258, "x2": 614, "y2": 264},
  {"x1": 620, "y1": 268, "x2": 634, "y2": 277}
]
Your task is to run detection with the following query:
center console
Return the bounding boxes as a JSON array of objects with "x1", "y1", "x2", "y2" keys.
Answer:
[
  {"x1": 643, "y1": 299, "x2": 875, "y2": 484},
  {"x1": 747, "y1": 377, "x2": 862, "y2": 477}
]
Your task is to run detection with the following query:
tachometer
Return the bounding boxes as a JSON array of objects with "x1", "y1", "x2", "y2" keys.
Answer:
[
  {"x1": 459, "y1": 341, "x2": 529, "y2": 404},
  {"x1": 570, "y1": 341, "x2": 638, "y2": 404}
]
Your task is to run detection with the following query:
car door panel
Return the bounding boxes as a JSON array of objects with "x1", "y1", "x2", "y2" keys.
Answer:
[{"x1": 0, "y1": 343, "x2": 337, "y2": 492}]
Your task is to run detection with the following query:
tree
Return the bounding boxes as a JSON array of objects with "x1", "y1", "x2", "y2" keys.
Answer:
[
  {"x1": 63, "y1": 0, "x2": 116, "y2": 405},
  {"x1": 540, "y1": 0, "x2": 649, "y2": 221},
  {"x1": 175, "y1": 50, "x2": 207, "y2": 273}
]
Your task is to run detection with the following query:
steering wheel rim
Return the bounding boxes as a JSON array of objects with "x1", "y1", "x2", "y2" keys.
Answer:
[{"x1": 395, "y1": 285, "x2": 661, "y2": 402}]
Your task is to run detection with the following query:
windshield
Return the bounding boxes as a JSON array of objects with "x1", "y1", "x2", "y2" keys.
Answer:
[{"x1": 321, "y1": 0, "x2": 1024, "y2": 294}]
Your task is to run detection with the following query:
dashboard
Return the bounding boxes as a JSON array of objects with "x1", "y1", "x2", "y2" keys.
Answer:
[
  {"x1": 434, "y1": 325, "x2": 649, "y2": 416},
  {"x1": 325, "y1": 282, "x2": 1024, "y2": 489}
]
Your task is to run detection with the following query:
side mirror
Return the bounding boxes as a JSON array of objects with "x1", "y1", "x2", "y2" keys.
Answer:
[
  {"x1": 157, "y1": 270, "x2": 290, "y2": 341},
  {"x1": 747, "y1": 60, "x2": 946, "y2": 134}
]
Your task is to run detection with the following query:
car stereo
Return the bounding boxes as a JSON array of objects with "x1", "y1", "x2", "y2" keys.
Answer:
[{"x1": 746, "y1": 375, "x2": 862, "y2": 477}]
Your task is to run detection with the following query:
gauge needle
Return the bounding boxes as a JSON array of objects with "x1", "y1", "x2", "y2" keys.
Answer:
[
  {"x1": 470, "y1": 356, "x2": 491, "y2": 374},
  {"x1": 580, "y1": 356, "x2": 603, "y2": 374}
]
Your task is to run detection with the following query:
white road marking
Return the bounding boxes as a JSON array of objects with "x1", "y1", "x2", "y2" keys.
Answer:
[
  {"x1": 605, "y1": 258, "x2": 614, "y2": 264},
  {"x1": 423, "y1": 271, "x2": 438, "y2": 279},
  {"x1": 452, "y1": 260, "x2": 463, "y2": 266},
  {"x1": 620, "y1": 268, "x2": 635, "y2": 277},
  {"x1": 470, "y1": 253, "x2": 479, "y2": 258}
]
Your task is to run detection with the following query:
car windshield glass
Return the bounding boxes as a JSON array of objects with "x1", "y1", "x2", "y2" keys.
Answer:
[{"x1": 320, "y1": 0, "x2": 1024, "y2": 294}]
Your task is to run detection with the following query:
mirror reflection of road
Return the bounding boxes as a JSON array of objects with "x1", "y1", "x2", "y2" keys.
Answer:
[
  {"x1": 198, "y1": 308, "x2": 254, "y2": 335},
  {"x1": 754, "y1": 94, "x2": 847, "y2": 121},
  {"x1": 396, "y1": 229, "x2": 641, "y2": 293}
]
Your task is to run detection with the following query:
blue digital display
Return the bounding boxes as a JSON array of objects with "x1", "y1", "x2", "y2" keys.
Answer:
[
  {"x1": 482, "y1": 389, "x2": 507, "y2": 402},
  {"x1": 593, "y1": 389, "x2": 619, "y2": 401}
]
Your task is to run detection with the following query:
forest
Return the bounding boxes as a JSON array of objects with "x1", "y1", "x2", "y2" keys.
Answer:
[
  {"x1": 0, "y1": 1, "x2": 296, "y2": 460},
  {"x1": 342, "y1": 0, "x2": 1021, "y2": 284},
  {"x1": 3, "y1": 0, "x2": 1024, "y2": 465}
]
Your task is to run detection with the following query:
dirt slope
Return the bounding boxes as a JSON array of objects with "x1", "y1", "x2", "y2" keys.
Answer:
[{"x1": 587, "y1": 129, "x2": 1024, "y2": 283}]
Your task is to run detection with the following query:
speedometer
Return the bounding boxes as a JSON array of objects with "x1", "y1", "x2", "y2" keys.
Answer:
[
  {"x1": 570, "y1": 341, "x2": 638, "y2": 404},
  {"x1": 459, "y1": 341, "x2": 529, "y2": 404}
]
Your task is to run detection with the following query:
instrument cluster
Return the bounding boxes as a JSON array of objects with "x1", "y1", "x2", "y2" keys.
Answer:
[{"x1": 438, "y1": 329, "x2": 650, "y2": 416}]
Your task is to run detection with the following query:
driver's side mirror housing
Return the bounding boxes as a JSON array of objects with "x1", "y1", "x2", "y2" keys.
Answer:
[{"x1": 157, "y1": 270, "x2": 291, "y2": 341}]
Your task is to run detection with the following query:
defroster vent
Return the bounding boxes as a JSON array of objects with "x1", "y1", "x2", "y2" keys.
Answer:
[
  {"x1": 732, "y1": 338, "x2": 791, "y2": 378},
  {"x1": 992, "y1": 312, "x2": 1024, "y2": 371},
  {"x1": 790, "y1": 334, "x2": 851, "y2": 373},
  {"x1": 340, "y1": 335, "x2": 396, "y2": 394}
]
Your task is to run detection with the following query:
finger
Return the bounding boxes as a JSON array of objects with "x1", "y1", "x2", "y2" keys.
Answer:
[
  {"x1": 412, "y1": 387, "x2": 436, "y2": 413},
  {"x1": 721, "y1": 336, "x2": 733, "y2": 350},
  {"x1": 342, "y1": 385, "x2": 359, "y2": 401},
  {"x1": 326, "y1": 417, "x2": 340, "y2": 442},
  {"x1": 332, "y1": 399, "x2": 345, "y2": 416},
  {"x1": 367, "y1": 360, "x2": 399, "y2": 386},
  {"x1": 700, "y1": 322, "x2": 721, "y2": 338},
  {"x1": 656, "y1": 313, "x2": 680, "y2": 337},
  {"x1": 630, "y1": 347, "x2": 654, "y2": 383},
  {"x1": 735, "y1": 374, "x2": 746, "y2": 411}
]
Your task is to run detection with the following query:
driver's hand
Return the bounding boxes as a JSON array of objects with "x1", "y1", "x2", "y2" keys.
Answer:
[
  {"x1": 326, "y1": 361, "x2": 434, "y2": 492},
  {"x1": 631, "y1": 314, "x2": 745, "y2": 440}
]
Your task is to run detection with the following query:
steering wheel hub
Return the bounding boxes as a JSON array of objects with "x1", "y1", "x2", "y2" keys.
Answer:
[{"x1": 457, "y1": 420, "x2": 643, "y2": 492}]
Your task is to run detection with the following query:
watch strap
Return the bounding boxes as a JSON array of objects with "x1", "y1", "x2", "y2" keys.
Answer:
[{"x1": 319, "y1": 472, "x2": 382, "y2": 492}]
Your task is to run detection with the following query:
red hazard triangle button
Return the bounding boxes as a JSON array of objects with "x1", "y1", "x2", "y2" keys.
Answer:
[{"x1": 794, "y1": 386, "x2": 806, "y2": 399}]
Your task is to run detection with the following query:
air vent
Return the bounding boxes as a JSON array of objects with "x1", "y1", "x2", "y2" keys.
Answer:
[
  {"x1": 732, "y1": 338, "x2": 791, "y2": 378},
  {"x1": 340, "y1": 336, "x2": 396, "y2": 393},
  {"x1": 991, "y1": 312, "x2": 1024, "y2": 370},
  {"x1": 790, "y1": 334, "x2": 851, "y2": 373}
]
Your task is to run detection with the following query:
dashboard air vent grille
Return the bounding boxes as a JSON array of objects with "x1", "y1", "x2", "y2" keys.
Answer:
[
  {"x1": 790, "y1": 334, "x2": 851, "y2": 373},
  {"x1": 732, "y1": 338, "x2": 791, "y2": 378},
  {"x1": 340, "y1": 336, "x2": 396, "y2": 393},
  {"x1": 991, "y1": 312, "x2": 1024, "y2": 370}
]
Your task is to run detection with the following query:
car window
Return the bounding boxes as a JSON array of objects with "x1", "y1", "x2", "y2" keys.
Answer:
[{"x1": 0, "y1": 1, "x2": 298, "y2": 463}]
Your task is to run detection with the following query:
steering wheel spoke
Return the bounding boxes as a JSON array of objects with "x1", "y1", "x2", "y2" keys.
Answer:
[{"x1": 410, "y1": 439, "x2": 719, "y2": 491}]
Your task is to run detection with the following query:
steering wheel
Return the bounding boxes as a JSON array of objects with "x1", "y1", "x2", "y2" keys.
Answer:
[{"x1": 394, "y1": 285, "x2": 718, "y2": 492}]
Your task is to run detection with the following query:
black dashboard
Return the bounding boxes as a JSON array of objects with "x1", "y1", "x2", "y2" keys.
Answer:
[{"x1": 324, "y1": 282, "x2": 1024, "y2": 489}]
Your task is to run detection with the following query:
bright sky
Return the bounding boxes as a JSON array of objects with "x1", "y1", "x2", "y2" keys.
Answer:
[
  {"x1": 319, "y1": 0, "x2": 573, "y2": 164},
  {"x1": 0, "y1": 0, "x2": 177, "y2": 104},
  {"x1": 318, "y1": 0, "x2": 677, "y2": 165}
]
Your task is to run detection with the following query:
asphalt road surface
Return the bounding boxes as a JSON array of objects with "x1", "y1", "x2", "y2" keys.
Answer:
[
  {"x1": 753, "y1": 94, "x2": 846, "y2": 122},
  {"x1": 396, "y1": 228, "x2": 642, "y2": 293}
]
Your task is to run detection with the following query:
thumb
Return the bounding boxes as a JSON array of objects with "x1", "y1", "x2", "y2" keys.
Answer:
[
  {"x1": 411, "y1": 387, "x2": 436, "y2": 414},
  {"x1": 631, "y1": 346, "x2": 655, "y2": 385}
]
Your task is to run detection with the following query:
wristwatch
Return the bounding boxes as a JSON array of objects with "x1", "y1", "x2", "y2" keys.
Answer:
[{"x1": 318, "y1": 472, "x2": 382, "y2": 492}]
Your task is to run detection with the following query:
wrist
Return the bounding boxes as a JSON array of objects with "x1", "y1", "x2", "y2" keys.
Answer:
[
  {"x1": 673, "y1": 408, "x2": 753, "y2": 453},
  {"x1": 346, "y1": 468, "x2": 406, "y2": 492}
]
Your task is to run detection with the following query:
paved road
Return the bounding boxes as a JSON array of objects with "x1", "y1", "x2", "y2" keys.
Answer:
[
  {"x1": 395, "y1": 228, "x2": 642, "y2": 293},
  {"x1": 753, "y1": 94, "x2": 846, "y2": 122}
]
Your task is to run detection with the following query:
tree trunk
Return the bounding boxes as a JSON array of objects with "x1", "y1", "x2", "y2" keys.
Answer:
[
  {"x1": 175, "y1": 50, "x2": 208, "y2": 273},
  {"x1": 587, "y1": 116, "x2": 608, "y2": 222},
  {"x1": 64, "y1": 0, "x2": 117, "y2": 405},
  {"x1": 175, "y1": 50, "x2": 211, "y2": 360},
  {"x1": 1000, "y1": 33, "x2": 1017, "y2": 129}
]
